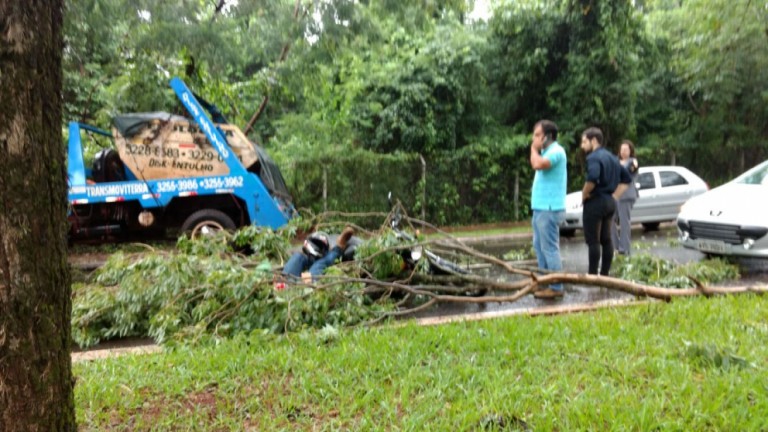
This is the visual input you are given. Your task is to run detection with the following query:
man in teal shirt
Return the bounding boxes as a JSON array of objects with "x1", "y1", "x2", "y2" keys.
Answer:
[{"x1": 529, "y1": 120, "x2": 567, "y2": 299}]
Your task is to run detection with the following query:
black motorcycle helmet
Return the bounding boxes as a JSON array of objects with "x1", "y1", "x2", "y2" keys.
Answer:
[{"x1": 302, "y1": 231, "x2": 330, "y2": 258}]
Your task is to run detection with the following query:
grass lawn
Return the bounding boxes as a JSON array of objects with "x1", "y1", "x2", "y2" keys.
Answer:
[{"x1": 74, "y1": 294, "x2": 768, "y2": 431}]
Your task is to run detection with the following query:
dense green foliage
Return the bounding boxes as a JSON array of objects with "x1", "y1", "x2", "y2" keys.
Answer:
[
  {"x1": 71, "y1": 230, "x2": 388, "y2": 348},
  {"x1": 612, "y1": 252, "x2": 740, "y2": 288},
  {"x1": 74, "y1": 294, "x2": 768, "y2": 430},
  {"x1": 71, "y1": 230, "x2": 740, "y2": 348},
  {"x1": 646, "y1": 0, "x2": 768, "y2": 180},
  {"x1": 63, "y1": 0, "x2": 768, "y2": 225}
]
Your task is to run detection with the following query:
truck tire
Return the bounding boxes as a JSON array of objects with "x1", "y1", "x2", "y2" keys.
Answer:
[{"x1": 181, "y1": 209, "x2": 236, "y2": 238}]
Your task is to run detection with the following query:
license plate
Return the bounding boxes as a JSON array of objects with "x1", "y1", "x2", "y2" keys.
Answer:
[{"x1": 698, "y1": 239, "x2": 729, "y2": 254}]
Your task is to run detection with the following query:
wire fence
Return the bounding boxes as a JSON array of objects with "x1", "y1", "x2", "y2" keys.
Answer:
[{"x1": 288, "y1": 149, "x2": 531, "y2": 227}]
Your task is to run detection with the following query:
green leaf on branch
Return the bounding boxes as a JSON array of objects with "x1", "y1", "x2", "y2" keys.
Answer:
[
  {"x1": 72, "y1": 232, "x2": 392, "y2": 349},
  {"x1": 612, "y1": 253, "x2": 739, "y2": 288}
]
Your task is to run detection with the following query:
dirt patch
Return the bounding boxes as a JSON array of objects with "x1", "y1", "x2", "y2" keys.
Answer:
[{"x1": 72, "y1": 337, "x2": 159, "y2": 362}]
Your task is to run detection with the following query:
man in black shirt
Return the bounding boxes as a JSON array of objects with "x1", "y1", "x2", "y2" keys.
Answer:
[{"x1": 580, "y1": 127, "x2": 631, "y2": 275}]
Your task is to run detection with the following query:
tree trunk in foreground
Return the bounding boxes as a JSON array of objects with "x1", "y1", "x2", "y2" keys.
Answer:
[{"x1": 0, "y1": 0, "x2": 75, "y2": 430}]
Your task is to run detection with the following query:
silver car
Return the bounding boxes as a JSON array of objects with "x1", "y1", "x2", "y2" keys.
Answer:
[
  {"x1": 677, "y1": 159, "x2": 768, "y2": 257},
  {"x1": 560, "y1": 165, "x2": 709, "y2": 236}
]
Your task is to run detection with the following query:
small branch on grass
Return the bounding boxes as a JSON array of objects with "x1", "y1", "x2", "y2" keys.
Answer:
[
  {"x1": 129, "y1": 242, "x2": 157, "y2": 252},
  {"x1": 377, "y1": 298, "x2": 438, "y2": 318},
  {"x1": 688, "y1": 276, "x2": 714, "y2": 297}
]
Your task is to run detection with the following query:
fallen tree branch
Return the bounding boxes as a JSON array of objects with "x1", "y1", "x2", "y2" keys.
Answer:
[
  {"x1": 310, "y1": 270, "x2": 767, "y2": 318},
  {"x1": 410, "y1": 273, "x2": 530, "y2": 292},
  {"x1": 266, "y1": 212, "x2": 767, "y2": 321},
  {"x1": 434, "y1": 241, "x2": 535, "y2": 277},
  {"x1": 532, "y1": 273, "x2": 768, "y2": 300}
]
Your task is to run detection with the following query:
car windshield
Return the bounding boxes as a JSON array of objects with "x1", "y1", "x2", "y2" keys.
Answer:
[{"x1": 736, "y1": 161, "x2": 768, "y2": 185}]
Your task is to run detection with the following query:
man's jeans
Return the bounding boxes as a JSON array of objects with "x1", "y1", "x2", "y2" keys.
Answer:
[
  {"x1": 532, "y1": 210, "x2": 565, "y2": 291},
  {"x1": 283, "y1": 246, "x2": 343, "y2": 282}
]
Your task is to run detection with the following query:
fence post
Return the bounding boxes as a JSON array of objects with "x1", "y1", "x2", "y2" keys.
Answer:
[
  {"x1": 514, "y1": 171, "x2": 519, "y2": 221},
  {"x1": 420, "y1": 154, "x2": 426, "y2": 221},
  {"x1": 323, "y1": 166, "x2": 328, "y2": 212}
]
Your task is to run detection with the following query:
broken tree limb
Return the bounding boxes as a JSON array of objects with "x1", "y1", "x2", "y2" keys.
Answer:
[
  {"x1": 503, "y1": 272, "x2": 768, "y2": 301},
  {"x1": 307, "y1": 269, "x2": 767, "y2": 320},
  {"x1": 270, "y1": 211, "x2": 765, "y2": 319}
]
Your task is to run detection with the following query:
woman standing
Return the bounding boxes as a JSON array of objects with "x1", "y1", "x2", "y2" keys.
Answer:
[{"x1": 612, "y1": 140, "x2": 639, "y2": 255}]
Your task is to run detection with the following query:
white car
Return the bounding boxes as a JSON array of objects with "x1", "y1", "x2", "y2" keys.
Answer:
[
  {"x1": 560, "y1": 165, "x2": 709, "y2": 236},
  {"x1": 677, "y1": 159, "x2": 768, "y2": 257}
]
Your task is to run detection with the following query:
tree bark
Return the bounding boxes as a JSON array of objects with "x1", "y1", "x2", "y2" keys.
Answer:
[{"x1": 0, "y1": 1, "x2": 75, "y2": 430}]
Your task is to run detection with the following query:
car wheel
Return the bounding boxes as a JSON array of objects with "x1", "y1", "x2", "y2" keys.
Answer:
[
  {"x1": 180, "y1": 209, "x2": 236, "y2": 238},
  {"x1": 560, "y1": 228, "x2": 576, "y2": 237},
  {"x1": 641, "y1": 222, "x2": 660, "y2": 231}
]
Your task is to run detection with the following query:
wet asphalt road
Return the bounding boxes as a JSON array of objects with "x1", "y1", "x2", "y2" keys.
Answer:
[{"x1": 411, "y1": 225, "x2": 768, "y2": 319}]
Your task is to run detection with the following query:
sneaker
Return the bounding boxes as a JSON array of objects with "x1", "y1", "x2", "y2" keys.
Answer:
[
  {"x1": 337, "y1": 226, "x2": 355, "y2": 249},
  {"x1": 533, "y1": 288, "x2": 564, "y2": 299}
]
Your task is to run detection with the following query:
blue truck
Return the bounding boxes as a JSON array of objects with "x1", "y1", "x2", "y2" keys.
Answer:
[{"x1": 67, "y1": 77, "x2": 295, "y2": 240}]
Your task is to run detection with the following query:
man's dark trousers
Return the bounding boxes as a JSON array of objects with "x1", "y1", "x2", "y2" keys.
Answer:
[{"x1": 583, "y1": 194, "x2": 616, "y2": 275}]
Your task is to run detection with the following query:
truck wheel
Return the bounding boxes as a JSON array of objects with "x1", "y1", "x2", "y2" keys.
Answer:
[{"x1": 181, "y1": 209, "x2": 236, "y2": 238}]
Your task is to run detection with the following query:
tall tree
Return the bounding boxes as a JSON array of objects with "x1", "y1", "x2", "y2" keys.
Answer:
[
  {"x1": 646, "y1": 0, "x2": 768, "y2": 179},
  {"x1": 0, "y1": 0, "x2": 75, "y2": 430},
  {"x1": 489, "y1": 0, "x2": 651, "y2": 142}
]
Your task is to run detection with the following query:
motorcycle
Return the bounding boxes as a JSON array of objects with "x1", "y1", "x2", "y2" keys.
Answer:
[
  {"x1": 386, "y1": 193, "x2": 468, "y2": 275},
  {"x1": 339, "y1": 193, "x2": 486, "y2": 297}
]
